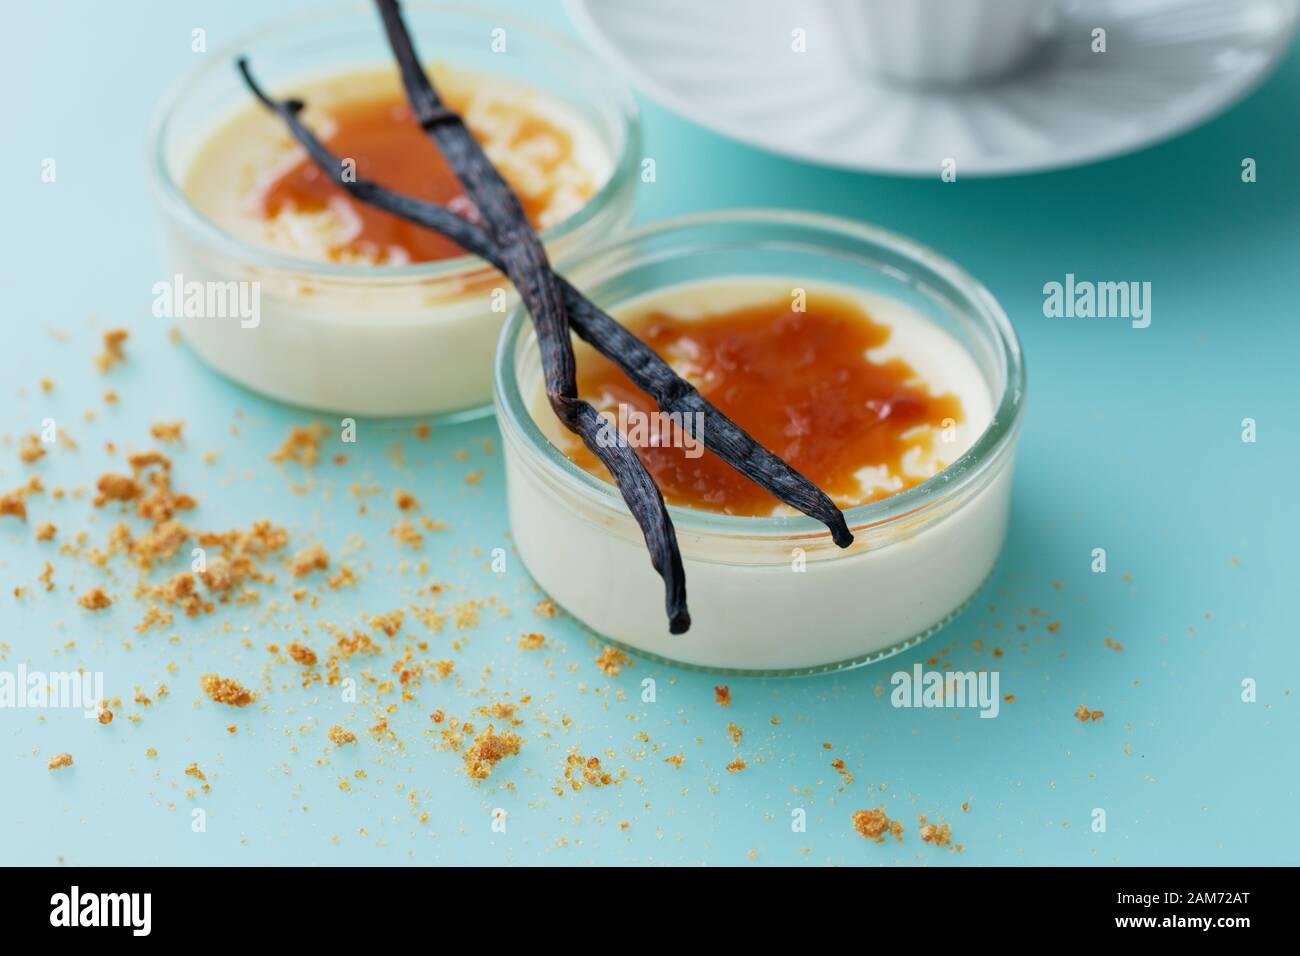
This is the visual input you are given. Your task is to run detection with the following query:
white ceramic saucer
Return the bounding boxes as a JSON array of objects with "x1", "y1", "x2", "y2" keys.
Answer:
[{"x1": 567, "y1": 0, "x2": 1298, "y2": 176}]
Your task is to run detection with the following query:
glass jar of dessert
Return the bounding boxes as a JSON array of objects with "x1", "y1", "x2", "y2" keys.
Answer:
[
  {"x1": 495, "y1": 210, "x2": 1026, "y2": 674},
  {"x1": 149, "y1": 2, "x2": 638, "y2": 417}
]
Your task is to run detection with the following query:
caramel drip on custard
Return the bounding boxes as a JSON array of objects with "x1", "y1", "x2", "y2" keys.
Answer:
[
  {"x1": 259, "y1": 91, "x2": 578, "y2": 264},
  {"x1": 565, "y1": 293, "x2": 966, "y2": 515}
]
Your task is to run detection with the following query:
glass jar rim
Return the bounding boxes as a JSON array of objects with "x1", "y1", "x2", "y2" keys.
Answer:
[
  {"x1": 146, "y1": 0, "x2": 641, "y2": 284},
  {"x1": 494, "y1": 208, "x2": 1027, "y2": 540}
]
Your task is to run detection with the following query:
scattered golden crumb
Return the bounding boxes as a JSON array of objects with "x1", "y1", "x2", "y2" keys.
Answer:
[
  {"x1": 270, "y1": 421, "x2": 326, "y2": 467},
  {"x1": 452, "y1": 600, "x2": 480, "y2": 630},
  {"x1": 94, "y1": 328, "x2": 128, "y2": 372},
  {"x1": 369, "y1": 609, "x2": 404, "y2": 637},
  {"x1": 852, "y1": 808, "x2": 903, "y2": 843},
  {"x1": 518, "y1": 631, "x2": 546, "y2": 650},
  {"x1": 390, "y1": 519, "x2": 423, "y2": 549},
  {"x1": 150, "y1": 421, "x2": 184, "y2": 443},
  {"x1": 393, "y1": 489, "x2": 419, "y2": 511},
  {"x1": 326, "y1": 565, "x2": 357, "y2": 590},
  {"x1": 287, "y1": 642, "x2": 317, "y2": 666},
  {"x1": 463, "y1": 725, "x2": 522, "y2": 780},
  {"x1": 289, "y1": 543, "x2": 329, "y2": 578},
  {"x1": 40, "y1": 377, "x2": 54, "y2": 393},
  {"x1": 534, "y1": 598, "x2": 557, "y2": 618},
  {"x1": 97, "y1": 707, "x2": 113, "y2": 725},
  {"x1": 725, "y1": 757, "x2": 747, "y2": 773},
  {"x1": 1074, "y1": 704, "x2": 1104, "y2": 722},
  {"x1": 726, "y1": 721, "x2": 743, "y2": 745},
  {"x1": 328, "y1": 725, "x2": 357, "y2": 746},
  {"x1": 93, "y1": 472, "x2": 142, "y2": 506},
  {"x1": 0, "y1": 484, "x2": 32, "y2": 522},
  {"x1": 185, "y1": 762, "x2": 206, "y2": 782},
  {"x1": 200, "y1": 673, "x2": 256, "y2": 707},
  {"x1": 35, "y1": 521, "x2": 56, "y2": 541},
  {"x1": 561, "y1": 752, "x2": 618, "y2": 790},
  {"x1": 47, "y1": 752, "x2": 74, "y2": 771},
  {"x1": 714, "y1": 685, "x2": 731, "y2": 707},
  {"x1": 19, "y1": 433, "x2": 46, "y2": 464},
  {"x1": 145, "y1": 748, "x2": 157, "y2": 758},
  {"x1": 918, "y1": 816, "x2": 953, "y2": 848},
  {"x1": 77, "y1": 587, "x2": 112, "y2": 611},
  {"x1": 663, "y1": 753, "x2": 684, "y2": 769},
  {"x1": 594, "y1": 645, "x2": 631, "y2": 676}
]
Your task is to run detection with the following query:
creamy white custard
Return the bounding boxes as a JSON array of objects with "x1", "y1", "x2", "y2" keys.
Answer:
[
  {"x1": 154, "y1": 62, "x2": 632, "y2": 416},
  {"x1": 498, "y1": 271, "x2": 1020, "y2": 673}
]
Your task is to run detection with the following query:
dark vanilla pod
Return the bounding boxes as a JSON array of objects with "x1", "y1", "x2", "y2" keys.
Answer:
[{"x1": 237, "y1": 0, "x2": 854, "y2": 632}]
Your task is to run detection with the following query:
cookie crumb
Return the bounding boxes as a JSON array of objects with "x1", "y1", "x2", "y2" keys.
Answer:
[
  {"x1": 463, "y1": 725, "x2": 522, "y2": 780},
  {"x1": 270, "y1": 422, "x2": 326, "y2": 467},
  {"x1": 77, "y1": 587, "x2": 112, "y2": 611},
  {"x1": 287, "y1": 642, "x2": 317, "y2": 666},
  {"x1": 918, "y1": 816, "x2": 953, "y2": 847},
  {"x1": 19, "y1": 434, "x2": 46, "y2": 464},
  {"x1": 200, "y1": 673, "x2": 256, "y2": 707},
  {"x1": 95, "y1": 329, "x2": 128, "y2": 373},
  {"x1": 852, "y1": 808, "x2": 903, "y2": 843},
  {"x1": 289, "y1": 543, "x2": 329, "y2": 578},
  {"x1": 594, "y1": 645, "x2": 631, "y2": 676},
  {"x1": 150, "y1": 421, "x2": 185, "y2": 444},
  {"x1": 328, "y1": 725, "x2": 357, "y2": 746}
]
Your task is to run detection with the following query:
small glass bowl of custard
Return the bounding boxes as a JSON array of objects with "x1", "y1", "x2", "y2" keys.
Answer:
[
  {"x1": 495, "y1": 210, "x2": 1026, "y2": 675},
  {"x1": 149, "y1": 2, "x2": 638, "y2": 417}
]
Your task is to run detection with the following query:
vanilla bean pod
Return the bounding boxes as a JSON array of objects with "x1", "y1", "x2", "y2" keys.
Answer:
[
  {"x1": 372, "y1": 1, "x2": 695, "y2": 634},
  {"x1": 236, "y1": 60, "x2": 852, "y2": 549},
  {"x1": 239, "y1": 60, "x2": 687, "y2": 634},
  {"x1": 237, "y1": 0, "x2": 861, "y2": 629}
]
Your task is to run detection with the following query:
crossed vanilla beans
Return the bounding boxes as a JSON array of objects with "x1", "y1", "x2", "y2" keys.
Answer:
[{"x1": 237, "y1": 0, "x2": 853, "y2": 632}]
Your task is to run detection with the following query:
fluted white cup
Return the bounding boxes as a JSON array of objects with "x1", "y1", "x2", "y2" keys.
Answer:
[{"x1": 812, "y1": 0, "x2": 1063, "y2": 86}]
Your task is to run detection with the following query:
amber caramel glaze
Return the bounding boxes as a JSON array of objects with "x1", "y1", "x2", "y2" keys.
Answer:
[
  {"x1": 260, "y1": 91, "x2": 574, "y2": 263},
  {"x1": 564, "y1": 292, "x2": 966, "y2": 515}
]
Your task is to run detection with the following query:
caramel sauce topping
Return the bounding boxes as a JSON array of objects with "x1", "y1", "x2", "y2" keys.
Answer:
[
  {"x1": 259, "y1": 91, "x2": 580, "y2": 263},
  {"x1": 564, "y1": 292, "x2": 965, "y2": 515}
]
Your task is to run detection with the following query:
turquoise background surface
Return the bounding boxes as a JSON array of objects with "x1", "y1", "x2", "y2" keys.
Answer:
[{"x1": 1, "y1": 1, "x2": 1296, "y2": 866}]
